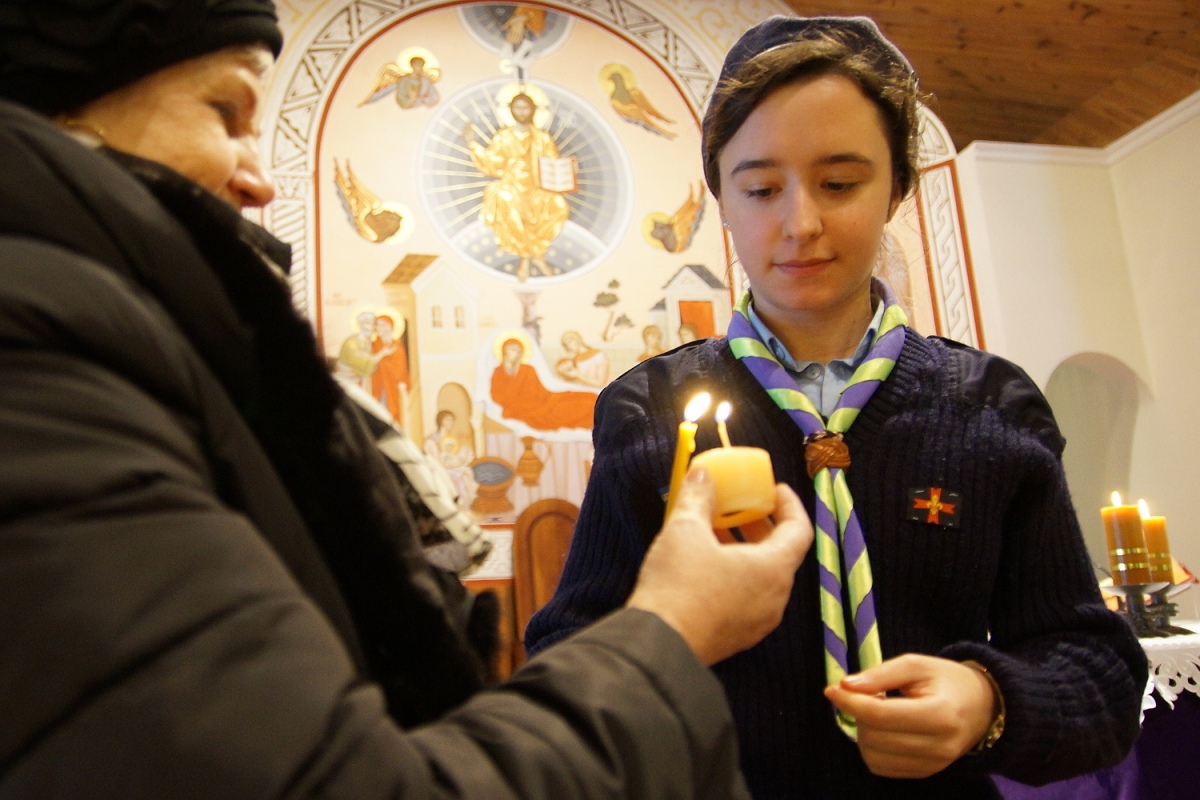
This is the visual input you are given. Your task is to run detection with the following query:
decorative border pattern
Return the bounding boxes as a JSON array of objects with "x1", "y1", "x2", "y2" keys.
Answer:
[{"x1": 914, "y1": 113, "x2": 983, "y2": 348}]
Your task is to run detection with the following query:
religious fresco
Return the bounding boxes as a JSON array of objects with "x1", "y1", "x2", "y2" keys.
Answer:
[
  {"x1": 312, "y1": 2, "x2": 729, "y2": 522},
  {"x1": 266, "y1": 0, "x2": 982, "y2": 525}
]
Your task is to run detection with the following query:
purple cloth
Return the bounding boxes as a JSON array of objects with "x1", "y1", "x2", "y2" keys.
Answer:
[{"x1": 994, "y1": 689, "x2": 1200, "y2": 800}]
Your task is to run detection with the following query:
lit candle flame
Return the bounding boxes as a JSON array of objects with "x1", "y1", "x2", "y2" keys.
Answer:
[
  {"x1": 685, "y1": 392, "x2": 711, "y2": 422},
  {"x1": 715, "y1": 401, "x2": 732, "y2": 448},
  {"x1": 1138, "y1": 498, "x2": 1150, "y2": 519},
  {"x1": 664, "y1": 392, "x2": 712, "y2": 519},
  {"x1": 1111, "y1": 491, "x2": 1122, "y2": 507}
]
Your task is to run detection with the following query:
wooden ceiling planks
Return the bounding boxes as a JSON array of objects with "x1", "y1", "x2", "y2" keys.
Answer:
[{"x1": 780, "y1": 0, "x2": 1200, "y2": 149}]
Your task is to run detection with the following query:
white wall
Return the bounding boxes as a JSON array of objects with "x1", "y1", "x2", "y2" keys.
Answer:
[
  {"x1": 958, "y1": 93, "x2": 1200, "y2": 590},
  {"x1": 1111, "y1": 101, "x2": 1200, "y2": 593}
]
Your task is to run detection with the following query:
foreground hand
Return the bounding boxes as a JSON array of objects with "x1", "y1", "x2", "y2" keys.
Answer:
[
  {"x1": 823, "y1": 654, "x2": 995, "y2": 778},
  {"x1": 625, "y1": 467, "x2": 812, "y2": 665}
]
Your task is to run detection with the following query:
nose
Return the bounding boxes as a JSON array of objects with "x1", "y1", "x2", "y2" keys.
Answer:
[
  {"x1": 229, "y1": 136, "x2": 276, "y2": 209},
  {"x1": 781, "y1": 185, "x2": 822, "y2": 242}
]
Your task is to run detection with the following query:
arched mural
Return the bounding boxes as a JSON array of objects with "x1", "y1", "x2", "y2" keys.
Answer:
[{"x1": 262, "y1": 0, "x2": 983, "y2": 523}]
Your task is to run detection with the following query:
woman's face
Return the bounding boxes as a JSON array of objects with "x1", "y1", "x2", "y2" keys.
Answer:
[
  {"x1": 74, "y1": 45, "x2": 275, "y2": 210},
  {"x1": 717, "y1": 73, "x2": 899, "y2": 329}
]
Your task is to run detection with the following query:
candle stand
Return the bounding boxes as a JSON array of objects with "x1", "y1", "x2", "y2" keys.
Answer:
[
  {"x1": 1148, "y1": 586, "x2": 1194, "y2": 636},
  {"x1": 1109, "y1": 583, "x2": 1189, "y2": 638}
]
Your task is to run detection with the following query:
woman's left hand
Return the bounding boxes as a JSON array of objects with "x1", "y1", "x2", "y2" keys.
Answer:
[{"x1": 823, "y1": 653, "x2": 995, "y2": 778}]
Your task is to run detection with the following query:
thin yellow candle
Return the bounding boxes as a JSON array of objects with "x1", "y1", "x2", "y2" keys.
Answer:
[
  {"x1": 1139, "y1": 499, "x2": 1173, "y2": 584},
  {"x1": 715, "y1": 401, "x2": 733, "y2": 448},
  {"x1": 664, "y1": 392, "x2": 710, "y2": 519},
  {"x1": 1102, "y1": 491, "x2": 1150, "y2": 585}
]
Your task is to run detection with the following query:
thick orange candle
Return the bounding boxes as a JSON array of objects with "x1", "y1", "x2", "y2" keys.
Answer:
[
  {"x1": 690, "y1": 446, "x2": 775, "y2": 530},
  {"x1": 1102, "y1": 492, "x2": 1150, "y2": 585},
  {"x1": 664, "y1": 392, "x2": 710, "y2": 519},
  {"x1": 1139, "y1": 499, "x2": 1173, "y2": 584},
  {"x1": 689, "y1": 402, "x2": 775, "y2": 531}
]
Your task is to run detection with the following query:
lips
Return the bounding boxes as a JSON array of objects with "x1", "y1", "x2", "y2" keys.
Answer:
[{"x1": 774, "y1": 257, "x2": 833, "y2": 271}]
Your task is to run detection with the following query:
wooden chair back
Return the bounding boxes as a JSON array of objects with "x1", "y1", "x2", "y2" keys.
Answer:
[{"x1": 511, "y1": 498, "x2": 579, "y2": 647}]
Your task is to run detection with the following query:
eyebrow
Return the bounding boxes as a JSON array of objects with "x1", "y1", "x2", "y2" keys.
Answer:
[{"x1": 728, "y1": 153, "x2": 875, "y2": 177}]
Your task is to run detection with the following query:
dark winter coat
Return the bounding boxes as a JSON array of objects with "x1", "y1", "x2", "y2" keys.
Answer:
[{"x1": 0, "y1": 97, "x2": 749, "y2": 800}]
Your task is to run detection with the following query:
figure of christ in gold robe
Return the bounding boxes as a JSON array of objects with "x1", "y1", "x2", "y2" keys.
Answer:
[{"x1": 462, "y1": 93, "x2": 570, "y2": 281}]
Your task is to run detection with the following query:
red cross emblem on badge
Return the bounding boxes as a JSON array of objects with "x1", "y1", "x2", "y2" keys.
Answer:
[{"x1": 906, "y1": 487, "x2": 962, "y2": 527}]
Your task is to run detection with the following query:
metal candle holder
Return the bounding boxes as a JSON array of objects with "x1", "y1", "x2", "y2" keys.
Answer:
[
  {"x1": 1107, "y1": 582, "x2": 1190, "y2": 637},
  {"x1": 1147, "y1": 585, "x2": 1194, "y2": 636}
]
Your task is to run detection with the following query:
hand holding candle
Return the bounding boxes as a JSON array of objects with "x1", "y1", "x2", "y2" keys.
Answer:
[
  {"x1": 1101, "y1": 492, "x2": 1150, "y2": 585},
  {"x1": 690, "y1": 401, "x2": 776, "y2": 532}
]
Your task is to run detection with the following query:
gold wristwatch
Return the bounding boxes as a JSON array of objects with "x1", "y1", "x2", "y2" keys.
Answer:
[{"x1": 961, "y1": 659, "x2": 1005, "y2": 753}]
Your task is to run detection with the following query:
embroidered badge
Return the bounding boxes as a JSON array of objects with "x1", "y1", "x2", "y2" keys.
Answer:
[{"x1": 906, "y1": 487, "x2": 962, "y2": 528}]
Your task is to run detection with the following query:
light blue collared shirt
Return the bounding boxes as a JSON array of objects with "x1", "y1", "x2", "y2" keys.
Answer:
[{"x1": 745, "y1": 297, "x2": 885, "y2": 419}]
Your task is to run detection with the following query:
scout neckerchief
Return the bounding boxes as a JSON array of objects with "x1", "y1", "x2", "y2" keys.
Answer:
[{"x1": 727, "y1": 280, "x2": 908, "y2": 740}]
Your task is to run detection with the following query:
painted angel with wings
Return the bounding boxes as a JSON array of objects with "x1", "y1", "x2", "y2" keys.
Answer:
[
  {"x1": 333, "y1": 159, "x2": 405, "y2": 244},
  {"x1": 645, "y1": 182, "x2": 705, "y2": 254},
  {"x1": 600, "y1": 63, "x2": 676, "y2": 140},
  {"x1": 359, "y1": 52, "x2": 441, "y2": 109}
]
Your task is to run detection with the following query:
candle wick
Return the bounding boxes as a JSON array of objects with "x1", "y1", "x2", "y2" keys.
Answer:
[
  {"x1": 715, "y1": 401, "x2": 732, "y2": 448},
  {"x1": 718, "y1": 422, "x2": 732, "y2": 449}
]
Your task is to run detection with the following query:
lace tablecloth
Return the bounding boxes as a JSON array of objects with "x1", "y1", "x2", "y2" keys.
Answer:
[{"x1": 1141, "y1": 620, "x2": 1200, "y2": 711}]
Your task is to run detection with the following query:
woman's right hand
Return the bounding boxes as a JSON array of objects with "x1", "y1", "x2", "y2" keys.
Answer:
[{"x1": 625, "y1": 468, "x2": 812, "y2": 665}]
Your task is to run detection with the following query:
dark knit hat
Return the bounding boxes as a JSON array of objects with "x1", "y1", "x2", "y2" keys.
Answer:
[
  {"x1": 0, "y1": 0, "x2": 283, "y2": 115},
  {"x1": 716, "y1": 15, "x2": 914, "y2": 90},
  {"x1": 700, "y1": 15, "x2": 921, "y2": 198}
]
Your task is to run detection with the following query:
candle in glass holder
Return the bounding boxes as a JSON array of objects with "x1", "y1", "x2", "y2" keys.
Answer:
[
  {"x1": 1102, "y1": 492, "x2": 1150, "y2": 585},
  {"x1": 690, "y1": 402, "x2": 775, "y2": 531},
  {"x1": 1138, "y1": 499, "x2": 1173, "y2": 584},
  {"x1": 664, "y1": 392, "x2": 710, "y2": 519}
]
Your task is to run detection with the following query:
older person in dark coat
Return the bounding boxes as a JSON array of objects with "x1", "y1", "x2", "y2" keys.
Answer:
[{"x1": 0, "y1": 2, "x2": 813, "y2": 797}]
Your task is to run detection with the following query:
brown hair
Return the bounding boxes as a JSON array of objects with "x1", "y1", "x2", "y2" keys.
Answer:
[{"x1": 701, "y1": 29, "x2": 922, "y2": 202}]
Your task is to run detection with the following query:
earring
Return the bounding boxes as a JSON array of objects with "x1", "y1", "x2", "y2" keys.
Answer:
[{"x1": 721, "y1": 219, "x2": 730, "y2": 229}]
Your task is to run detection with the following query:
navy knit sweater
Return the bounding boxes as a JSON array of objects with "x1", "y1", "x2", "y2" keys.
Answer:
[{"x1": 527, "y1": 332, "x2": 1148, "y2": 799}]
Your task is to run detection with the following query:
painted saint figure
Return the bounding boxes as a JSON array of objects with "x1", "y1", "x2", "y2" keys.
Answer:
[
  {"x1": 555, "y1": 330, "x2": 610, "y2": 389},
  {"x1": 463, "y1": 93, "x2": 570, "y2": 281},
  {"x1": 394, "y1": 56, "x2": 439, "y2": 109},
  {"x1": 490, "y1": 337, "x2": 595, "y2": 431},
  {"x1": 425, "y1": 409, "x2": 478, "y2": 506},
  {"x1": 338, "y1": 309, "x2": 384, "y2": 390},
  {"x1": 637, "y1": 324, "x2": 665, "y2": 362},
  {"x1": 371, "y1": 312, "x2": 409, "y2": 423}
]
